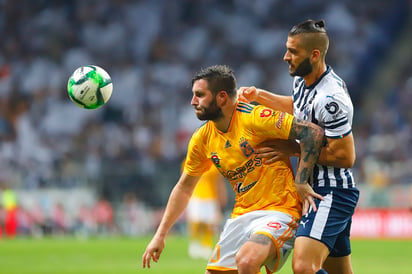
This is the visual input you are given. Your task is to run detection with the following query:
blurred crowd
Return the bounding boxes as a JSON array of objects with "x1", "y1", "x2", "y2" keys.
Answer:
[{"x1": 0, "y1": 0, "x2": 411, "y2": 236}]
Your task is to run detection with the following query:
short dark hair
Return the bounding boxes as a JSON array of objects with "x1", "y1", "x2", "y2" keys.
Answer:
[
  {"x1": 289, "y1": 19, "x2": 327, "y2": 36},
  {"x1": 289, "y1": 19, "x2": 329, "y2": 57},
  {"x1": 191, "y1": 65, "x2": 237, "y2": 98}
]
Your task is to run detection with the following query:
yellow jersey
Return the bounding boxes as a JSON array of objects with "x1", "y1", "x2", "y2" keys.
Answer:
[
  {"x1": 184, "y1": 102, "x2": 301, "y2": 219},
  {"x1": 192, "y1": 166, "x2": 222, "y2": 200}
]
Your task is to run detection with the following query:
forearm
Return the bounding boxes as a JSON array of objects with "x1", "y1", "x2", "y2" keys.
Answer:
[
  {"x1": 292, "y1": 123, "x2": 325, "y2": 184},
  {"x1": 255, "y1": 88, "x2": 293, "y2": 114},
  {"x1": 155, "y1": 183, "x2": 193, "y2": 238}
]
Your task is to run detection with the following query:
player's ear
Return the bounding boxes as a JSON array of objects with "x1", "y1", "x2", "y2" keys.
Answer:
[
  {"x1": 311, "y1": 49, "x2": 321, "y2": 62},
  {"x1": 216, "y1": 90, "x2": 228, "y2": 106}
]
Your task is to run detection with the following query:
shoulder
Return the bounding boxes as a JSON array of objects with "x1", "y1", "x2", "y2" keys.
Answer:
[
  {"x1": 236, "y1": 101, "x2": 255, "y2": 114},
  {"x1": 191, "y1": 121, "x2": 212, "y2": 141},
  {"x1": 314, "y1": 70, "x2": 352, "y2": 107}
]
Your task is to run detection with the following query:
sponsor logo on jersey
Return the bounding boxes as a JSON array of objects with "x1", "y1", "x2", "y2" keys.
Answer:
[
  {"x1": 225, "y1": 155, "x2": 262, "y2": 181},
  {"x1": 276, "y1": 112, "x2": 285, "y2": 129},
  {"x1": 235, "y1": 181, "x2": 257, "y2": 194},
  {"x1": 260, "y1": 108, "x2": 272, "y2": 117},
  {"x1": 325, "y1": 101, "x2": 339, "y2": 114}
]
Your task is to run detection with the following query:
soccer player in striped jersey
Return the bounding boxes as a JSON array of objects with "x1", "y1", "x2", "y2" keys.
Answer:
[
  {"x1": 238, "y1": 20, "x2": 359, "y2": 274},
  {"x1": 143, "y1": 65, "x2": 325, "y2": 273}
]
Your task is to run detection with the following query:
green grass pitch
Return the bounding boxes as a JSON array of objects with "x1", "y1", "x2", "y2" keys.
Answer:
[{"x1": 0, "y1": 236, "x2": 411, "y2": 273}]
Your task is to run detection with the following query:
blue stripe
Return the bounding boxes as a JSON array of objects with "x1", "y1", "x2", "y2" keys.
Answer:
[
  {"x1": 334, "y1": 167, "x2": 343, "y2": 187},
  {"x1": 295, "y1": 82, "x2": 306, "y2": 109},
  {"x1": 324, "y1": 119, "x2": 348, "y2": 129},
  {"x1": 344, "y1": 169, "x2": 354, "y2": 187},
  {"x1": 313, "y1": 165, "x2": 319, "y2": 185}
]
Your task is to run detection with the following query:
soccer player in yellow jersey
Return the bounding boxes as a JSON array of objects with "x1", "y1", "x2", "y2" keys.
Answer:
[
  {"x1": 186, "y1": 164, "x2": 227, "y2": 260},
  {"x1": 142, "y1": 65, "x2": 325, "y2": 274}
]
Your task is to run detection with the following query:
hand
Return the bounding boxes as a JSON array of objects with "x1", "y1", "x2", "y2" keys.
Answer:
[
  {"x1": 237, "y1": 86, "x2": 258, "y2": 103},
  {"x1": 142, "y1": 236, "x2": 165, "y2": 268},
  {"x1": 294, "y1": 183, "x2": 324, "y2": 215},
  {"x1": 256, "y1": 139, "x2": 299, "y2": 164}
]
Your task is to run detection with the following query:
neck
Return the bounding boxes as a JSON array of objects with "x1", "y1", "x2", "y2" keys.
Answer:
[
  {"x1": 304, "y1": 62, "x2": 327, "y2": 87},
  {"x1": 213, "y1": 99, "x2": 237, "y2": 133}
]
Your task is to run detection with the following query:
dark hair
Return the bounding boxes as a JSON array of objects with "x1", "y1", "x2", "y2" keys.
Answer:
[
  {"x1": 289, "y1": 19, "x2": 329, "y2": 57},
  {"x1": 289, "y1": 19, "x2": 327, "y2": 36},
  {"x1": 191, "y1": 65, "x2": 237, "y2": 98}
]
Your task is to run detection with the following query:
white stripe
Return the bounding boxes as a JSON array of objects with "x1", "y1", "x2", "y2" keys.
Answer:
[
  {"x1": 318, "y1": 168, "x2": 325, "y2": 187},
  {"x1": 310, "y1": 192, "x2": 333, "y2": 240}
]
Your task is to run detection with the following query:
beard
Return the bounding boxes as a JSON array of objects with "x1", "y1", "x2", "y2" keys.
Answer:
[
  {"x1": 195, "y1": 98, "x2": 223, "y2": 121},
  {"x1": 290, "y1": 58, "x2": 313, "y2": 77}
]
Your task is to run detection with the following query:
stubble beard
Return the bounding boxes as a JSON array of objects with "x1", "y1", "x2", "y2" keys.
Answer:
[
  {"x1": 290, "y1": 58, "x2": 313, "y2": 77},
  {"x1": 196, "y1": 99, "x2": 223, "y2": 121}
]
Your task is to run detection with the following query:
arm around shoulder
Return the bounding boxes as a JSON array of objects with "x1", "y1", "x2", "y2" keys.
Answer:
[{"x1": 238, "y1": 86, "x2": 293, "y2": 114}]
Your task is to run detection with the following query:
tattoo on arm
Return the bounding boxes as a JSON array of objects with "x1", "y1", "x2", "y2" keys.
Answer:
[
  {"x1": 248, "y1": 234, "x2": 271, "y2": 246},
  {"x1": 289, "y1": 118, "x2": 325, "y2": 184}
]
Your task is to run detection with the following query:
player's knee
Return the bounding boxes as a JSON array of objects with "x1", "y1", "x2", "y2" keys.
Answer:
[
  {"x1": 235, "y1": 252, "x2": 260, "y2": 273},
  {"x1": 292, "y1": 258, "x2": 318, "y2": 274}
]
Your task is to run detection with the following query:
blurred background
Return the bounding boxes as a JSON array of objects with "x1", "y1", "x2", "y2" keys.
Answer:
[{"x1": 0, "y1": 0, "x2": 411, "y2": 239}]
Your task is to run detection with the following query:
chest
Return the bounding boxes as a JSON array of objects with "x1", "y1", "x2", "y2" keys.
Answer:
[
  {"x1": 293, "y1": 88, "x2": 318, "y2": 121},
  {"x1": 206, "y1": 127, "x2": 262, "y2": 179}
]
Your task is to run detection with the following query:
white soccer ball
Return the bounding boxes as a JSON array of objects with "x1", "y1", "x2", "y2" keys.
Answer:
[{"x1": 67, "y1": 65, "x2": 113, "y2": 109}]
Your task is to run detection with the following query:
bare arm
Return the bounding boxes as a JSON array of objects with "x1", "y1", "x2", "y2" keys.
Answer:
[
  {"x1": 257, "y1": 133, "x2": 355, "y2": 169},
  {"x1": 142, "y1": 172, "x2": 199, "y2": 268},
  {"x1": 288, "y1": 117, "x2": 325, "y2": 214},
  {"x1": 318, "y1": 133, "x2": 355, "y2": 168},
  {"x1": 238, "y1": 86, "x2": 293, "y2": 114}
]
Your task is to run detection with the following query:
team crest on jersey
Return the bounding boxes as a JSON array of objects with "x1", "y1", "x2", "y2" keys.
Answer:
[
  {"x1": 211, "y1": 153, "x2": 221, "y2": 168},
  {"x1": 235, "y1": 181, "x2": 257, "y2": 194},
  {"x1": 239, "y1": 137, "x2": 254, "y2": 158}
]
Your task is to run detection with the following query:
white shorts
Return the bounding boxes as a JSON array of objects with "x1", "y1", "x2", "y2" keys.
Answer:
[
  {"x1": 187, "y1": 198, "x2": 220, "y2": 224},
  {"x1": 206, "y1": 210, "x2": 299, "y2": 273}
]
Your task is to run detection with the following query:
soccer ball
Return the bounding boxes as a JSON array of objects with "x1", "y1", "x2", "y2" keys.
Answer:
[{"x1": 67, "y1": 65, "x2": 113, "y2": 109}]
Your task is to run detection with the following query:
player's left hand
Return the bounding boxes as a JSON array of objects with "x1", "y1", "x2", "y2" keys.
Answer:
[
  {"x1": 256, "y1": 139, "x2": 299, "y2": 164},
  {"x1": 142, "y1": 236, "x2": 165, "y2": 268},
  {"x1": 294, "y1": 183, "x2": 324, "y2": 215}
]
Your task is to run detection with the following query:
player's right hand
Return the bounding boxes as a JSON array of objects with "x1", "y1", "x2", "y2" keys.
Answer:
[
  {"x1": 142, "y1": 236, "x2": 165, "y2": 268},
  {"x1": 294, "y1": 183, "x2": 324, "y2": 215},
  {"x1": 237, "y1": 86, "x2": 258, "y2": 103}
]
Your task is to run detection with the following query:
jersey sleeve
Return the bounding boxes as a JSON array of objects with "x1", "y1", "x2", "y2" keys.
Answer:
[
  {"x1": 315, "y1": 92, "x2": 352, "y2": 138},
  {"x1": 250, "y1": 105, "x2": 294, "y2": 140},
  {"x1": 183, "y1": 129, "x2": 212, "y2": 176}
]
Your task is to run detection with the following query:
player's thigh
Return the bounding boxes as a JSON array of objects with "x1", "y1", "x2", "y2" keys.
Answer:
[
  {"x1": 205, "y1": 270, "x2": 238, "y2": 274},
  {"x1": 323, "y1": 255, "x2": 353, "y2": 274},
  {"x1": 236, "y1": 233, "x2": 277, "y2": 267},
  {"x1": 293, "y1": 236, "x2": 330, "y2": 268}
]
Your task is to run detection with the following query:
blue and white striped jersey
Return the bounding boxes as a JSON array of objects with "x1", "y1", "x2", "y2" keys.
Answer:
[{"x1": 292, "y1": 66, "x2": 356, "y2": 189}]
